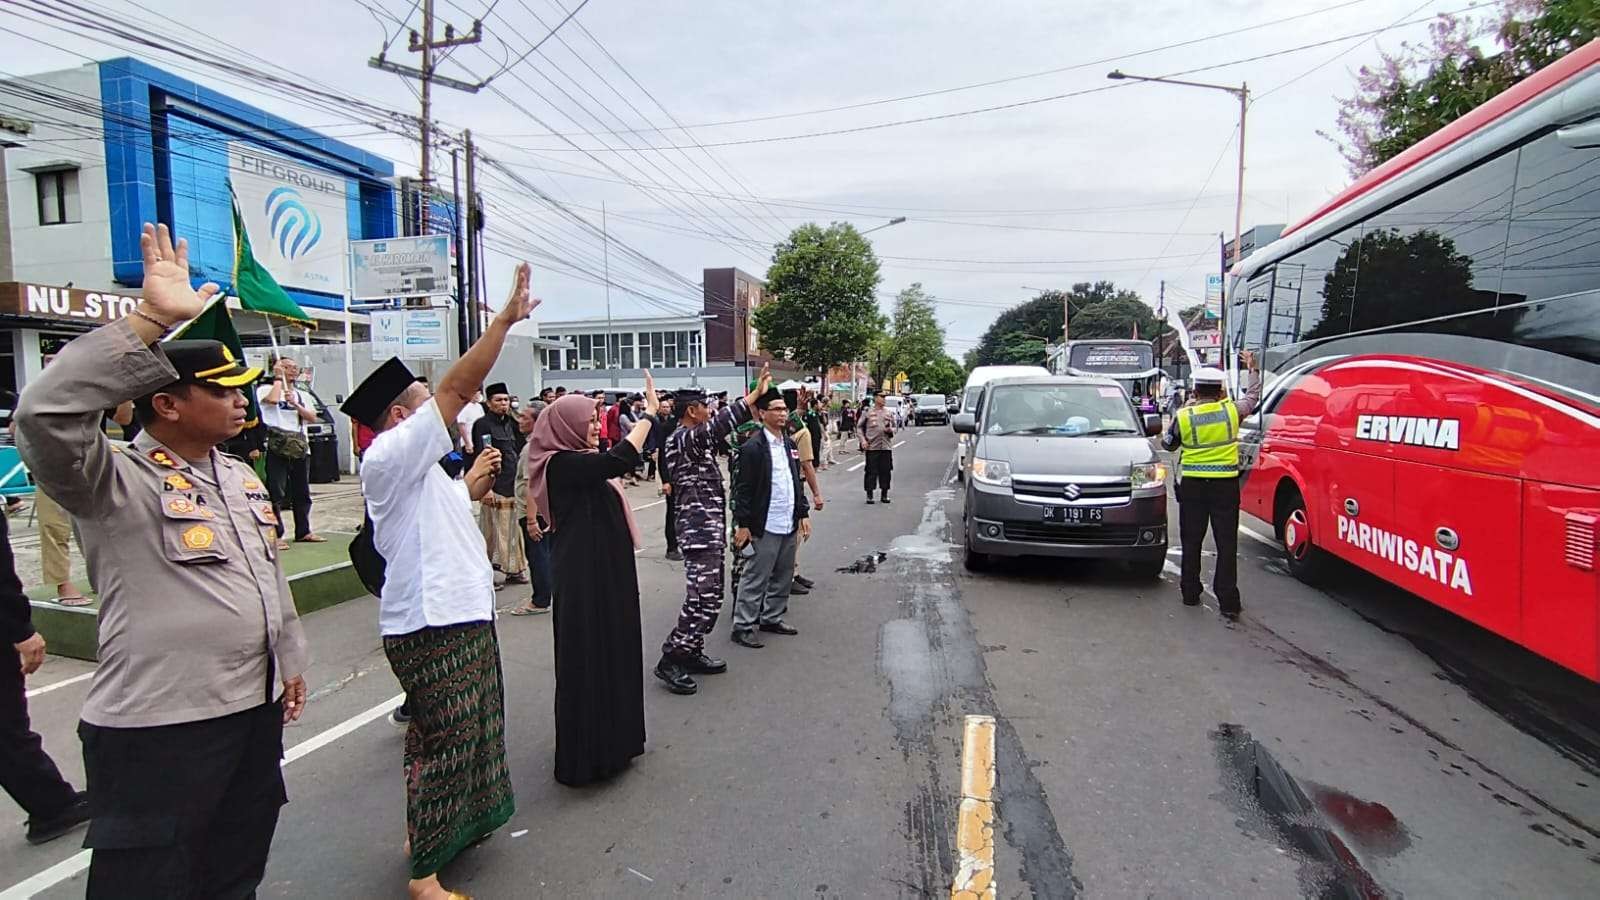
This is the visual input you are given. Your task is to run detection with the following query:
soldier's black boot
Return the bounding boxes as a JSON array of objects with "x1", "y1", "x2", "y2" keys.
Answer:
[
  {"x1": 653, "y1": 657, "x2": 699, "y2": 695},
  {"x1": 685, "y1": 652, "x2": 727, "y2": 674},
  {"x1": 880, "y1": 491, "x2": 891, "y2": 504}
]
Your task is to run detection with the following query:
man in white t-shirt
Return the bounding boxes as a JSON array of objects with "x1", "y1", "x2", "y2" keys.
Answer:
[
  {"x1": 256, "y1": 356, "x2": 323, "y2": 547},
  {"x1": 455, "y1": 390, "x2": 485, "y2": 453},
  {"x1": 340, "y1": 263, "x2": 535, "y2": 900}
]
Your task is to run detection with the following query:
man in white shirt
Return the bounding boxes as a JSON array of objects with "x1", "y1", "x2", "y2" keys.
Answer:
[
  {"x1": 728, "y1": 387, "x2": 811, "y2": 649},
  {"x1": 256, "y1": 356, "x2": 323, "y2": 547},
  {"x1": 340, "y1": 263, "x2": 534, "y2": 900}
]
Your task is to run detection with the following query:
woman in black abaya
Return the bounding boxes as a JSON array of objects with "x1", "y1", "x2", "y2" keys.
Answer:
[{"x1": 526, "y1": 373, "x2": 658, "y2": 786}]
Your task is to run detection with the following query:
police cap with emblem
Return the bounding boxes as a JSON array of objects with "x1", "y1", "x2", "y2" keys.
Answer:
[
  {"x1": 160, "y1": 340, "x2": 261, "y2": 388},
  {"x1": 341, "y1": 357, "x2": 418, "y2": 429}
]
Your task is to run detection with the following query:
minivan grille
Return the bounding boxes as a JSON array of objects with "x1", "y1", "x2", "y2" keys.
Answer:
[{"x1": 1012, "y1": 478, "x2": 1132, "y2": 506}]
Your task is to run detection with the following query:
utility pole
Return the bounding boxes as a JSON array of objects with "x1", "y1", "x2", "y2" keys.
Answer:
[
  {"x1": 451, "y1": 147, "x2": 466, "y2": 355},
  {"x1": 463, "y1": 129, "x2": 480, "y2": 347},
  {"x1": 603, "y1": 201, "x2": 616, "y2": 388},
  {"x1": 1156, "y1": 279, "x2": 1166, "y2": 382},
  {"x1": 368, "y1": 0, "x2": 482, "y2": 233}
]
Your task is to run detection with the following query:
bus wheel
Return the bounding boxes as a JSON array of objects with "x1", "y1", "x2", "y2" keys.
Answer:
[{"x1": 1277, "y1": 489, "x2": 1326, "y2": 583}]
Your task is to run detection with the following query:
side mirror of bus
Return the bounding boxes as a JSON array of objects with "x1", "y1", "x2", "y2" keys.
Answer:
[
  {"x1": 952, "y1": 413, "x2": 977, "y2": 434},
  {"x1": 1143, "y1": 413, "x2": 1162, "y2": 437}
]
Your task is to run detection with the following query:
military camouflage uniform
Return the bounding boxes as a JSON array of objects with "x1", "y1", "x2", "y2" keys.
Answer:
[{"x1": 661, "y1": 398, "x2": 752, "y2": 658}]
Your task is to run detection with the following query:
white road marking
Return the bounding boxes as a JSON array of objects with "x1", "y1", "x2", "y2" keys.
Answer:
[
  {"x1": 0, "y1": 691, "x2": 407, "y2": 900},
  {"x1": 917, "y1": 430, "x2": 925, "y2": 436},
  {"x1": 24, "y1": 670, "x2": 93, "y2": 699},
  {"x1": 1161, "y1": 560, "x2": 1214, "y2": 611},
  {"x1": 892, "y1": 440, "x2": 907, "y2": 449},
  {"x1": 631, "y1": 499, "x2": 665, "y2": 511},
  {"x1": 848, "y1": 460, "x2": 866, "y2": 471},
  {"x1": 1239, "y1": 525, "x2": 1278, "y2": 548},
  {"x1": 627, "y1": 868, "x2": 655, "y2": 883}
]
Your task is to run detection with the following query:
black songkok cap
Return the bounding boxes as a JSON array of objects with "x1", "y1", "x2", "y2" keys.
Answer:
[
  {"x1": 754, "y1": 386, "x2": 785, "y2": 410},
  {"x1": 341, "y1": 357, "x2": 416, "y2": 429},
  {"x1": 485, "y1": 382, "x2": 509, "y2": 399},
  {"x1": 674, "y1": 388, "x2": 706, "y2": 407}
]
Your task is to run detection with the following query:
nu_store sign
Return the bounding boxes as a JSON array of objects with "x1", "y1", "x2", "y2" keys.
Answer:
[{"x1": 229, "y1": 143, "x2": 350, "y2": 294}]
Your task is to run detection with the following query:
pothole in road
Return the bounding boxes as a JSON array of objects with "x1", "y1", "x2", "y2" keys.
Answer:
[{"x1": 1211, "y1": 723, "x2": 1400, "y2": 898}]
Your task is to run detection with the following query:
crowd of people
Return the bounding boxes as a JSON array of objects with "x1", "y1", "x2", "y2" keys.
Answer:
[{"x1": 0, "y1": 222, "x2": 927, "y2": 899}]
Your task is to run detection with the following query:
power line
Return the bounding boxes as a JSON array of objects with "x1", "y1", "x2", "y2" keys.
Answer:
[{"x1": 476, "y1": 0, "x2": 591, "y2": 88}]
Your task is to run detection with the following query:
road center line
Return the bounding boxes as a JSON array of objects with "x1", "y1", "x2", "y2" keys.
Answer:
[
  {"x1": 0, "y1": 691, "x2": 407, "y2": 900},
  {"x1": 1239, "y1": 525, "x2": 1278, "y2": 548},
  {"x1": 848, "y1": 460, "x2": 866, "y2": 472},
  {"x1": 631, "y1": 499, "x2": 665, "y2": 511},
  {"x1": 892, "y1": 440, "x2": 907, "y2": 449},
  {"x1": 24, "y1": 670, "x2": 93, "y2": 699},
  {"x1": 952, "y1": 714, "x2": 998, "y2": 899}
]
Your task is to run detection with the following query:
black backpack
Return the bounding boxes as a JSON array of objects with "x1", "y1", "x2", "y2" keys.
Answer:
[{"x1": 348, "y1": 511, "x2": 386, "y2": 596}]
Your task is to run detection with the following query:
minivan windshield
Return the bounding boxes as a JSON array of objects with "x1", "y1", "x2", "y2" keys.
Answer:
[
  {"x1": 983, "y1": 384, "x2": 1139, "y2": 437},
  {"x1": 913, "y1": 394, "x2": 944, "y2": 406}
]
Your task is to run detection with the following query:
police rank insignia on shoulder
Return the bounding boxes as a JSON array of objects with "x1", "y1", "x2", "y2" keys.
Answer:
[
  {"x1": 167, "y1": 497, "x2": 196, "y2": 515},
  {"x1": 181, "y1": 525, "x2": 214, "y2": 550},
  {"x1": 243, "y1": 479, "x2": 262, "y2": 490},
  {"x1": 148, "y1": 449, "x2": 177, "y2": 468},
  {"x1": 164, "y1": 474, "x2": 194, "y2": 492}
]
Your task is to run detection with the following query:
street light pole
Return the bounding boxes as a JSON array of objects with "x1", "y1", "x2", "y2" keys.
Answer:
[
  {"x1": 860, "y1": 216, "x2": 907, "y2": 235},
  {"x1": 1107, "y1": 70, "x2": 1249, "y2": 268}
]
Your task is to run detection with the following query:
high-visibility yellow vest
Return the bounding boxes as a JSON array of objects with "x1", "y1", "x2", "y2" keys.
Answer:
[{"x1": 1176, "y1": 398, "x2": 1241, "y2": 478}]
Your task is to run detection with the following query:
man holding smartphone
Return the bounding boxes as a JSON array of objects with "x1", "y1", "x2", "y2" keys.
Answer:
[
  {"x1": 471, "y1": 383, "x2": 527, "y2": 585},
  {"x1": 257, "y1": 356, "x2": 323, "y2": 548}
]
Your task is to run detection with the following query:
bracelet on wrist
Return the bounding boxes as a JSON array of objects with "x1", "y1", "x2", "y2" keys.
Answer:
[{"x1": 130, "y1": 307, "x2": 174, "y2": 331}]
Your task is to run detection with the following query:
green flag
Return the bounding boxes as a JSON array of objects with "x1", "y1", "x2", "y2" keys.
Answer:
[
  {"x1": 169, "y1": 295, "x2": 262, "y2": 427},
  {"x1": 231, "y1": 187, "x2": 315, "y2": 328}
]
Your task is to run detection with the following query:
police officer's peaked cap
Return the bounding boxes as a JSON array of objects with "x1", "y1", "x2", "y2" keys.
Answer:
[
  {"x1": 754, "y1": 386, "x2": 785, "y2": 409},
  {"x1": 485, "y1": 382, "x2": 510, "y2": 398},
  {"x1": 1191, "y1": 367, "x2": 1227, "y2": 386},
  {"x1": 161, "y1": 340, "x2": 261, "y2": 389},
  {"x1": 342, "y1": 357, "x2": 418, "y2": 429},
  {"x1": 674, "y1": 388, "x2": 707, "y2": 407}
]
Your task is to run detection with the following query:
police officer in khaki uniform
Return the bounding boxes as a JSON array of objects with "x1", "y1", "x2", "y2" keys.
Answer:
[{"x1": 15, "y1": 223, "x2": 309, "y2": 899}]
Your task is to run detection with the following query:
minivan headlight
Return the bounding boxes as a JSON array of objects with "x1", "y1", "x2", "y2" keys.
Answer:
[
  {"x1": 971, "y1": 458, "x2": 1012, "y2": 486},
  {"x1": 1131, "y1": 461, "x2": 1168, "y2": 491}
]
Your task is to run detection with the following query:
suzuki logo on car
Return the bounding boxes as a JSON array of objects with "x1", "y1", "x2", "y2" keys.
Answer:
[{"x1": 1063, "y1": 484, "x2": 1082, "y2": 500}]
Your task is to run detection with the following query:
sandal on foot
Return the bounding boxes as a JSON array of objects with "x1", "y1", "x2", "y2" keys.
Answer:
[
  {"x1": 55, "y1": 595, "x2": 93, "y2": 607},
  {"x1": 508, "y1": 606, "x2": 549, "y2": 616}
]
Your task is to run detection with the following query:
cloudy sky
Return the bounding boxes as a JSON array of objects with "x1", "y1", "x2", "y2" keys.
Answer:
[{"x1": 1, "y1": 0, "x2": 1476, "y2": 356}]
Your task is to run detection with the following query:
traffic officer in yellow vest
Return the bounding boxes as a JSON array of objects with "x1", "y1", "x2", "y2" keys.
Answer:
[{"x1": 1161, "y1": 351, "x2": 1261, "y2": 620}]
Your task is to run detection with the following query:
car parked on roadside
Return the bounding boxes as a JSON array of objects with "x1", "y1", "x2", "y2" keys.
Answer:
[
  {"x1": 952, "y1": 374, "x2": 1167, "y2": 578},
  {"x1": 911, "y1": 393, "x2": 949, "y2": 425}
]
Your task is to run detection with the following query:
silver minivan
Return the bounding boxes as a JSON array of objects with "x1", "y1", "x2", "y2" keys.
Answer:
[{"x1": 952, "y1": 375, "x2": 1168, "y2": 577}]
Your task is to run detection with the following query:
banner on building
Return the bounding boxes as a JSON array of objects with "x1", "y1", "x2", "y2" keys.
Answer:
[
  {"x1": 1204, "y1": 274, "x2": 1223, "y2": 320},
  {"x1": 228, "y1": 143, "x2": 350, "y2": 294},
  {"x1": 371, "y1": 310, "x2": 404, "y2": 361},
  {"x1": 369, "y1": 308, "x2": 447, "y2": 361},
  {"x1": 350, "y1": 236, "x2": 451, "y2": 301}
]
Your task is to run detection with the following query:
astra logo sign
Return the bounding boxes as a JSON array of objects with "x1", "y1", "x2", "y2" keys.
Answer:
[
  {"x1": 1354, "y1": 414, "x2": 1460, "y2": 450},
  {"x1": 264, "y1": 188, "x2": 323, "y2": 261},
  {"x1": 1336, "y1": 515, "x2": 1473, "y2": 596}
]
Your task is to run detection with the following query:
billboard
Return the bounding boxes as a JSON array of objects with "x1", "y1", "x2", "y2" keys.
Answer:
[
  {"x1": 350, "y1": 236, "x2": 451, "y2": 300},
  {"x1": 1204, "y1": 274, "x2": 1223, "y2": 319},
  {"x1": 228, "y1": 143, "x2": 350, "y2": 294}
]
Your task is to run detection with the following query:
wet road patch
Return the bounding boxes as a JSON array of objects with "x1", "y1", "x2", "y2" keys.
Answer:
[{"x1": 1211, "y1": 723, "x2": 1393, "y2": 898}]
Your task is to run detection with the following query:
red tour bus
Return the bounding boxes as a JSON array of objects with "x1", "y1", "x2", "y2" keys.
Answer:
[{"x1": 1226, "y1": 41, "x2": 1600, "y2": 680}]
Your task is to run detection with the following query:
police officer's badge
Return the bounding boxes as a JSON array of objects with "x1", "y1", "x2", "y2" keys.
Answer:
[
  {"x1": 167, "y1": 498, "x2": 197, "y2": 515},
  {"x1": 181, "y1": 524, "x2": 215, "y2": 550},
  {"x1": 148, "y1": 449, "x2": 177, "y2": 468},
  {"x1": 164, "y1": 474, "x2": 194, "y2": 492}
]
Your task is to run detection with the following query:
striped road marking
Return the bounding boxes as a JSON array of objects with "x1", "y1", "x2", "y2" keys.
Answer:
[
  {"x1": 892, "y1": 440, "x2": 907, "y2": 449},
  {"x1": 23, "y1": 670, "x2": 93, "y2": 699},
  {"x1": 952, "y1": 714, "x2": 997, "y2": 900},
  {"x1": 848, "y1": 460, "x2": 866, "y2": 471},
  {"x1": 1239, "y1": 525, "x2": 1278, "y2": 548},
  {"x1": 0, "y1": 692, "x2": 406, "y2": 900}
]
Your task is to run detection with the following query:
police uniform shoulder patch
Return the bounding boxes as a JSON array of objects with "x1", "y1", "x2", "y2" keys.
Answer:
[
  {"x1": 166, "y1": 497, "x2": 196, "y2": 515},
  {"x1": 164, "y1": 474, "x2": 194, "y2": 492},
  {"x1": 148, "y1": 449, "x2": 177, "y2": 468},
  {"x1": 243, "y1": 479, "x2": 262, "y2": 490},
  {"x1": 181, "y1": 524, "x2": 214, "y2": 550}
]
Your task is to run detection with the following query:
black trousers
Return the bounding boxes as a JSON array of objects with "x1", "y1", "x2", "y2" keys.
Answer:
[
  {"x1": 1177, "y1": 476, "x2": 1242, "y2": 611},
  {"x1": 520, "y1": 516, "x2": 554, "y2": 609},
  {"x1": 0, "y1": 645, "x2": 79, "y2": 822},
  {"x1": 265, "y1": 450, "x2": 312, "y2": 539},
  {"x1": 864, "y1": 449, "x2": 893, "y2": 495},
  {"x1": 79, "y1": 702, "x2": 286, "y2": 900},
  {"x1": 664, "y1": 492, "x2": 679, "y2": 553}
]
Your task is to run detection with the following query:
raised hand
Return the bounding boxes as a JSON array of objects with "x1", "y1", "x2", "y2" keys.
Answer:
[
  {"x1": 495, "y1": 262, "x2": 536, "y2": 325},
  {"x1": 139, "y1": 223, "x2": 218, "y2": 324},
  {"x1": 642, "y1": 370, "x2": 659, "y2": 416}
]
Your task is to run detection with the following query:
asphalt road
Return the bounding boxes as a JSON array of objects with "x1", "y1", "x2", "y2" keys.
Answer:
[{"x1": 4, "y1": 427, "x2": 1597, "y2": 898}]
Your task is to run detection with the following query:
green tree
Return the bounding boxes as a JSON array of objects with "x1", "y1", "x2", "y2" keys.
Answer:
[
  {"x1": 1332, "y1": 1, "x2": 1600, "y2": 176},
  {"x1": 875, "y1": 283, "x2": 951, "y2": 390},
  {"x1": 917, "y1": 354, "x2": 968, "y2": 394},
  {"x1": 753, "y1": 222, "x2": 886, "y2": 372},
  {"x1": 968, "y1": 281, "x2": 1150, "y2": 366}
]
